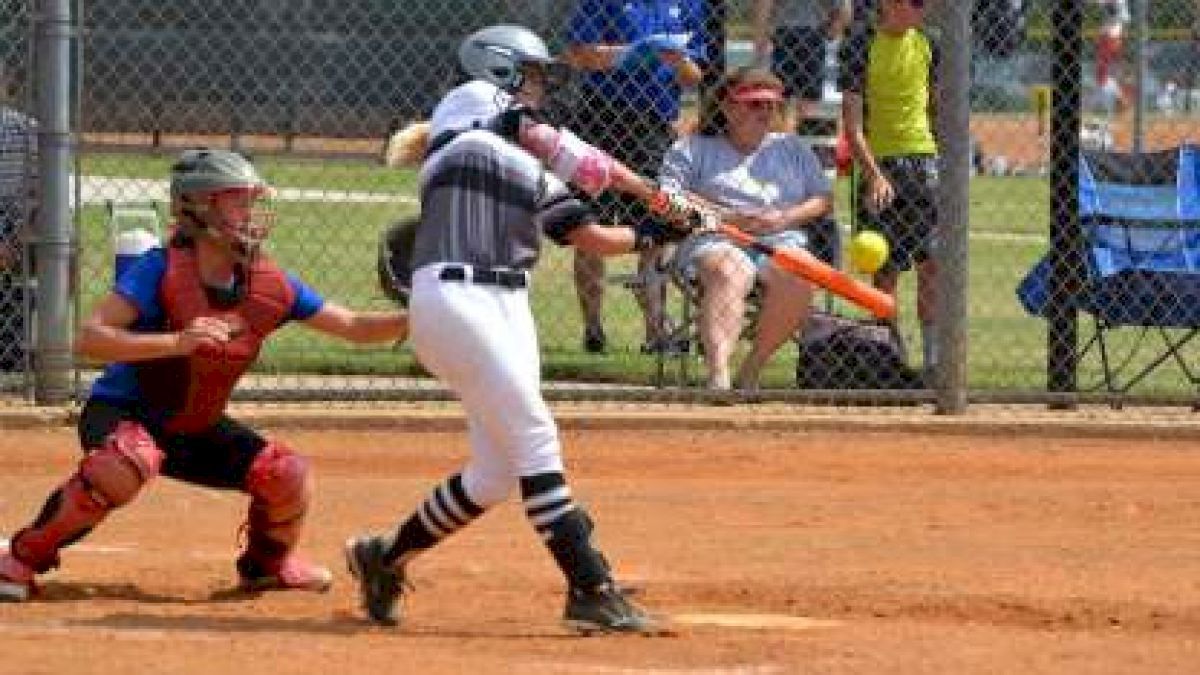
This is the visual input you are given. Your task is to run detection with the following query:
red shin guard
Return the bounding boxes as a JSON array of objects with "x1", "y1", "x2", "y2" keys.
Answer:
[
  {"x1": 12, "y1": 422, "x2": 162, "y2": 572},
  {"x1": 243, "y1": 441, "x2": 311, "y2": 561}
]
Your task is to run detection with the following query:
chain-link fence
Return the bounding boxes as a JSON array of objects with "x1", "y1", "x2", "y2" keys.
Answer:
[
  {"x1": 0, "y1": 0, "x2": 35, "y2": 394},
  {"x1": 3, "y1": 0, "x2": 1199, "y2": 409}
]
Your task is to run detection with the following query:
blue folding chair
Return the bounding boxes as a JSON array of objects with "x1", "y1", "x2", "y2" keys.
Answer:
[{"x1": 1017, "y1": 144, "x2": 1200, "y2": 404}]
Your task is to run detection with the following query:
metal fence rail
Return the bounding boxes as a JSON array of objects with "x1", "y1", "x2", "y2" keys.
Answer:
[{"x1": 1, "y1": 0, "x2": 1197, "y2": 410}]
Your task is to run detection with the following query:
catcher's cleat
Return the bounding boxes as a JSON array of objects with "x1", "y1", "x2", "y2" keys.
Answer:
[
  {"x1": 236, "y1": 552, "x2": 333, "y2": 593},
  {"x1": 344, "y1": 535, "x2": 407, "y2": 627},
  {"x1": 0, "y1": 549, "x2": 35, "y2": 603},
  {"x1": 563, "y1": 582, "x2": 666, "y2": 636}
]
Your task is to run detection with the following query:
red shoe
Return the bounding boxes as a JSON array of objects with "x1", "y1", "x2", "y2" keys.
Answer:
[
  {"x1": 236, "y1": 553, "x2": 333, "y2": 593},
  {"x1": 0, "y1": 549, "x2": 35, "y2": 602}
]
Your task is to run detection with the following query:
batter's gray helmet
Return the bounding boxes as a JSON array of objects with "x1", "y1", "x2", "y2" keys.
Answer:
[{"x1": 457, "y1": 24, "x2": 559, "y2": 93}]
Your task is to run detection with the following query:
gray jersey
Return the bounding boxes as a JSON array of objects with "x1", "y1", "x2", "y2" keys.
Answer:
[
  {"x1": 659, "y1": 132, "x2": 832, "y2": 212},
  {"x1": 411, "y1": 129, "x2": 590, "y2": 271}
]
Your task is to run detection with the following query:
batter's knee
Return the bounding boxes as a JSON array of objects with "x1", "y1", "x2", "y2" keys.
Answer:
[
  {"x1": 245, "y1": 441, "x2": 311, "y2": 518},
  {"x1": 80, "y1": 421, "x2": 164, "y2": 507},
  {"x1": 461, "y1": 464, "x2": 514, "y2": 508}
]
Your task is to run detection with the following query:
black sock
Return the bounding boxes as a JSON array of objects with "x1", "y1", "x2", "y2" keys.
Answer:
[
  {"x1": 383, "y1": 473, "x2": 483, "y2": 566},
  {"x1": 521, "y1": 472, "x2": 611, "y2": 591}
]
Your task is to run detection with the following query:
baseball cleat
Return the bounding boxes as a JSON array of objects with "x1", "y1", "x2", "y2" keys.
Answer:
[
  {"x1": 0, "y1": 549, "x2": 35, "y2": 603},
  {"x1": 236, "y1": 553, "x2": 333, "y2": 593},
  {"x1": 563, "y1": 582, "x2": 666, "y2": 636},
  {"x1": 344, "y1": 535, "x2": 407, "y2": 626}
]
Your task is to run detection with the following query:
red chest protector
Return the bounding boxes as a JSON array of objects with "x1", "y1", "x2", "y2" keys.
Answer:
[{"x1": 138, "y1": 240, "x2": 294, "y2": 433}]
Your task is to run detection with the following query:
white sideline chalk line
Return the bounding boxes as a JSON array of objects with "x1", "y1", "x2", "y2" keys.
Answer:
[
  {"x1": 78, "y1": 177, "x2": 1048, "y2": 244},
  {"x1": 2, "y1": 537, "x2": 243, "y2": 561},
  {"x1": 76, "y1": 176, "x2": 417, "y2": 206},
  {"x1": 672, "y1": 612, "x2": 843, "y2": 631},
  {"x1": 1, "y1": 538, "x2": 134, "y2": 555}
]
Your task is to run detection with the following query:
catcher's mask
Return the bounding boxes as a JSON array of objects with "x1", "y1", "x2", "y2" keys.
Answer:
[{"x1": 170, "y1": 149, "x2": 274, "y2": 263}]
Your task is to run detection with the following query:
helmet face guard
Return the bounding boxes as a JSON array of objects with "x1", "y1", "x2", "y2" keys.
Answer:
[
  {"x1": 190, "y1": 186, "x2": 275, "y2": 262},
  {"x1": 520, "y1": 60, "x2": 570, "y2": 94},
  {"x1": 170, "y1": 149, "x2": 273, "y2": 262}
]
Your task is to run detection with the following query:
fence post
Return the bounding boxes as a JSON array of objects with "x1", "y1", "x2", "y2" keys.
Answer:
[
  {"x1": 32, "y1": 0, "x2": 75, "y2": 404},
  {"x1": 1047, "y1": 0, "x2": 1085, "y2": 403},
  {"x1": 931, "y1": 1, "x2": 971, "y2": 414},
  {"x1": 1131, "y1": 0, "x2": 1148, "y2": 152}
]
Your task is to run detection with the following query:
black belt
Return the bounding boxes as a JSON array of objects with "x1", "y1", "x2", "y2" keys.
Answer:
[{"x1": 438, "y1": 265, "x2": 527, "y2": 289}]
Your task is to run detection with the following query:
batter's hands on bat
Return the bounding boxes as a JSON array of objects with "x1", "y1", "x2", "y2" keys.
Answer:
[{"x1": 650, "y1": 186, "x2": 720, "y2": 235}]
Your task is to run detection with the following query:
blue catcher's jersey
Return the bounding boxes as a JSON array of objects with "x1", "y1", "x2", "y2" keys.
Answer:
[{"x1": 88, "y1": 247, "x2": 325, "y2": 406}]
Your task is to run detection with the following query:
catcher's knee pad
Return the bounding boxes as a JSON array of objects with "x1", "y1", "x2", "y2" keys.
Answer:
[
  {"x1": 11, "y1": 422, "x2": 162, "y2": 573},
  {"x1": 81, "y1": 421, "x2": 163, "y2": 507},
  {"x1": 244, "y1": 441, "x2": 311, "y2": 553}
]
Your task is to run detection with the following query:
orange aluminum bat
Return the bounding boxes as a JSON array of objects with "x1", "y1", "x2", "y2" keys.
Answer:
[
  {"x1": 714, "y1": 224, "x2": 896, "y2": 319},
  {"x1": 647, "y1": 189, "x2": 896, "y2": 319}
]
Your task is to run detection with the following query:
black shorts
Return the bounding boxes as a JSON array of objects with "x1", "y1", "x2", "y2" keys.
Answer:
[
  {"x1": 772, "y1": 25, "x2": 827, "y2": 102},
  {"x1": 858, "y1": 155, "x2": 940, "y2": 274},
  {"x1": 79, "y1": 398, "x2": 267, "y2": 491},
  {"x1": 569, "y1": 95, "x2": 673, "y2": 228}
]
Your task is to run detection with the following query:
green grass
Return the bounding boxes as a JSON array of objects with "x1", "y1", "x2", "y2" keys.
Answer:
[{"x1": 75, "y1": 152, "x2": 1200, "y2": 396}]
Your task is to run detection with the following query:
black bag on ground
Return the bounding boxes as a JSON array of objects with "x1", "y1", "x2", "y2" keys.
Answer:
[{"x1": 796, "y1": 311, "x2": 923, "y2": 389}]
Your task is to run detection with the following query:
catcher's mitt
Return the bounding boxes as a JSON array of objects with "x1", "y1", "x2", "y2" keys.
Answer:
[{"x1": 377, "y1": 215, "x2": 420, "y2": 307}]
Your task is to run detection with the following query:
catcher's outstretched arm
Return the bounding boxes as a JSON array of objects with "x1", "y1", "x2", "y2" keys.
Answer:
[{"x1": 303, "y1": 303, "x2": 408, "y2": 344}]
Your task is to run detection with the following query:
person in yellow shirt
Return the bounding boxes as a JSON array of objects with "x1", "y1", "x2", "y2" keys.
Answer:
[{"x1": 838, "y1": 0, "x2": 939, "y2": 376}]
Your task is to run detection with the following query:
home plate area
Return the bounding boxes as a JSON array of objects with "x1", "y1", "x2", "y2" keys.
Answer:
[{"x1": 1, "y1": 426, "x2": 1197, "y2": 674}]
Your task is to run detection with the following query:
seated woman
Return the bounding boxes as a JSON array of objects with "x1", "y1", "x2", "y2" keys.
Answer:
[{"x1": 659, "y1": 67, "x2": 833, "y2": 391}]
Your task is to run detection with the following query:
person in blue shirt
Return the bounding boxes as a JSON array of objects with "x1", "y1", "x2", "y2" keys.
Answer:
[
  {"x1": 0, "y1": 149, "x2": 407, "y2": 603},
  {"x1": 564, "y1": 0, "x2": 707, "y2": 354}
]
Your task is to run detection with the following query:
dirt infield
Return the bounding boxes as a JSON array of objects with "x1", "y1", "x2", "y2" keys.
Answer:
[
  {"x1": 2, "y1": 426, "x2": 1199, "y2": 674},
  {"x1": 970, "y1": 113, "x2": 1198, "y2": 170}
]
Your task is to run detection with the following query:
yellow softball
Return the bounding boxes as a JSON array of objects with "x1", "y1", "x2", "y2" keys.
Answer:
[{"x1": 848, "y1": 231, "x2": 889, "y2": 274}]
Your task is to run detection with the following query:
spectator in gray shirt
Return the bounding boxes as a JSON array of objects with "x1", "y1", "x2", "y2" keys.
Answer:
[{"x1": 660, "y1": 68, "x2": 833, "y2": 392}]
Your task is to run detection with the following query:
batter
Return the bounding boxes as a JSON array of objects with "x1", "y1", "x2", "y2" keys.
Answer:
[{"x1": 345, "y1": 24, "x2": 705, "y2": 634}]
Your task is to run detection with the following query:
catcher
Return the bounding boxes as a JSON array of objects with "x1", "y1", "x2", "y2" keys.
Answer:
[
  {"x1": 0, "y1": 149, "x2": 407, "y2": 602},
  {"x1": 354, "y1": 24, "x2": 708, "y2": 635}
]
